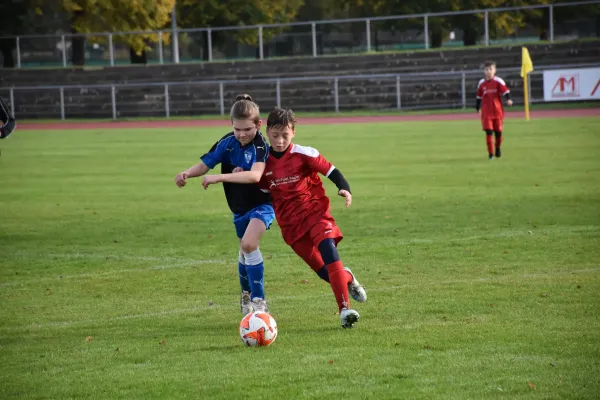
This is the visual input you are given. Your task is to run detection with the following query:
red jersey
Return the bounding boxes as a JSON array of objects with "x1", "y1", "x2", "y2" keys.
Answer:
[
  {"x1": 476, "y1": 76, "x2": 510, "y2": 119},
  {"x1": 260, "y1": 143, "x2": 336, "y2": 245}
]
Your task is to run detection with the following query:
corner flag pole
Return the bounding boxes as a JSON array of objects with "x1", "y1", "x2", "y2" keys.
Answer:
[
  {"x1": 523, "y1": 73, "x2": 530, "y2": 121},
  {"x1": 521, "y1": 47, "x2": 534, "y2": 121}
]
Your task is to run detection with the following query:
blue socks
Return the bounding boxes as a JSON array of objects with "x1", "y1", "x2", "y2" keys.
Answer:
[
  {"x1": 314, "y1": 238, "x2": 341, "y2": 283},
  {"x1": 244, "y1": 248, "x2": 265, "y2": 299},
  {"x1": 238, "y1": 253, "x2": 251, "y2": 292},
  {"x1": 317, "y1": 265, "x2": 330, "y2": 282}
]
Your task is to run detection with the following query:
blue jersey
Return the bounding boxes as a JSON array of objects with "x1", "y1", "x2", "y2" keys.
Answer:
[{"x1": 201, "y1": 132, "x2": 272, "y2": 215}]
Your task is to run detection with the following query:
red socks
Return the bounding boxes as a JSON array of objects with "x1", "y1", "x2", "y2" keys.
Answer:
[
  {"x1": 326, "y1": 261, "x2": 352, "y2": 311},
  {"x1": 486, "y1": 135, "x2": 494, "y2": 155}
]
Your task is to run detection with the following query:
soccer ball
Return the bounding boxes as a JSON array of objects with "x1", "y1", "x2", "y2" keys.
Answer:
[{"x1": 239, "y1": 311, "x2": 278, "y2": 347}]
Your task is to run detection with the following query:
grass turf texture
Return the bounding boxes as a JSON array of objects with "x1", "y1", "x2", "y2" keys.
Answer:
[{"x1": 1, "y1": 116, "x2": 599, "y2": 399}]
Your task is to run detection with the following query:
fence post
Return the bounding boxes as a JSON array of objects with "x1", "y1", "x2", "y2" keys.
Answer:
[
  {"x1": 366, "y1": 19, "x2": 371, "y2": 53},
  {"x1": 334, "y1": 78, "x2": 339, "y2": 113},
  {"x1": 9, "y1": 88, "x2": 15, "y2": 116},
  {"x1": 172, "y1": 6, "x2": 180, "y2": 63},
  {"x1": 258, "y1": 26, "x2": 264, "y2": 60},
  {"x1": 424, "y1": 15, "x2": 429, "y2": 50},
  {"x1": 311, "y1": 22, "x2": 317, "y2": 57},
  {"x1": 164, "y1": 84, "x2": 170, "y2": 118},
  {"x1": 109, "y1": 33, "x2": 115, "y2": 66},
  {"x1": 396, "y1": 75, "x2": 401, "y2": 110},
  {"x1": 549, "y1": 5, "x2": 554, "y2": 43},
  {"x1": 61, "y1": 35, "x2": 67, "y2": 67},
  {"x1": 207, "y1": 29, "x2": 213, "y2": 62},
  {"x1": 484, "y1": 11, "x2": 489, "y2": 46},
  {"x1": 60, "y1": 87, "x2": 65, "y2": 120},
  {"x1": 111, "y1": 85, "x2": 117, "y2": 120},
  {"x1": 16, "y1": 37, "x2": 21, "y2": 68},
  {"x1": 158, "y1": 32, "x2": 164, "y2": 64},
  {"x1": 276, "y1": 79, "x2": 281, "y2": 108},
  {"x1": 219, "y1": 82, "x2": 225, "y2": 116},
  {"x1": 461, "y1": 72, "x2": 467, "y2": 109}
]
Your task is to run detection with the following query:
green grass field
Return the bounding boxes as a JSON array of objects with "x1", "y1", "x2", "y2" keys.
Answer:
[{"x1": 1, "y1": 116, "x2": 599, "y2": 399}]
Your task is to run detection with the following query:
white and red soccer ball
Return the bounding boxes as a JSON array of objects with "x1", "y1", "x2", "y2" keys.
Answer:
[{"x1": 239, "y1": 311, "x2": 278, "y2": 347}]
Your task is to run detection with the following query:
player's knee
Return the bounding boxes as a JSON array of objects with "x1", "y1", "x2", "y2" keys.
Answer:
[
  {"x1": 240, "y1": 238, "x2": 259, "y2": 254},
  {"x1": 318, "y1": 238, "x2": 340, "y2": 265}
]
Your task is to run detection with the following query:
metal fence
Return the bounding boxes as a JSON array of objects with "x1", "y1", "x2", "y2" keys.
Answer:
[
  {"x1": 1, "y1": 0, "x2": 599, "y2": 68},
  {"x1": 2, "y1": 62, "x2": 598, "y2": 120}
]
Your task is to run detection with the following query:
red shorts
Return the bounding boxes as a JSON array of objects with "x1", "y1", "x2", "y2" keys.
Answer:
[
  {"x1": 290, "y1": 218, "x2": 343, "y2": 272},
  {"x1": 482, "y1": 118, "x2": 503, "y2": 132}
]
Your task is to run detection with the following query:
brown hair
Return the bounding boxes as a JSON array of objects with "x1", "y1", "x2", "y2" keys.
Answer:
[
  {"x1": 267, "y1": 108, "x2": 297, "y2": 130},
  {"x1": 483, "y1": 60, "x2": 496, "y2": 68},
  {"x1": 230, "y1": 93, "x2": 260, "y2": 124}
]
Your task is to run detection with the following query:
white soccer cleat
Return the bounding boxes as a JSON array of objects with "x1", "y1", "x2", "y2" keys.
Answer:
[
  {"x1": 345, "y1": 267, "x2": 367, "y2": 303},
  {"x1": 340, "y1": 308, "x2": 360, "y2": 329},
  {"x1": 240, "y1": 291, "x2": 253, "y2": 315},
  {"x1": 251, "y1": 297, "x2": 269, "y2": 313}
]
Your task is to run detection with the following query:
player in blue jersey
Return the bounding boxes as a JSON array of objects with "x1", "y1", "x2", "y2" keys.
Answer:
[{"x1": 175, "y1": 94, "x2": 274, "y2": 315}]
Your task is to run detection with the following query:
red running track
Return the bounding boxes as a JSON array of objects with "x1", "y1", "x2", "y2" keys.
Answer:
[{"x1": 17, "y1": 108, "x2": 600, "y2": 131}]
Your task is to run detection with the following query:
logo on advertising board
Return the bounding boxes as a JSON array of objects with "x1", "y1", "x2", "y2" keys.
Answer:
[{"x1": 551, "y1": 74, "x2": 579, "y2": 98}]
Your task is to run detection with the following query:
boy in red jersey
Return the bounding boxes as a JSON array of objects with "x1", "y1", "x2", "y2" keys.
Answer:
[
  {"x1": 476, "y1": 61, "x2": 513, "y2": 159},
  {"x1": 202, "y1": 108, "x2": 367, "y2": 328}
]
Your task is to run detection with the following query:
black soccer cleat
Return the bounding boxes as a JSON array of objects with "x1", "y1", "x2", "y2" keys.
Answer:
[
  {"x1": 488, "y1": 153, "x2": 494, "y2": 160},
  {"x1": 495, "y1": 147, "x2": 501, "y2": 158}
]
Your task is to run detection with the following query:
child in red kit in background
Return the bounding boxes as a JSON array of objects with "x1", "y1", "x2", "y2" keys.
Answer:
[{"x1": 476, "y1": 61, "x2": 513, "y2": 159}]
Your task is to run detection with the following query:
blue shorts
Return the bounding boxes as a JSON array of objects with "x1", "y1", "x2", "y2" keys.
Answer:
[{"x1": 233, "y1": 204, "x2": 275, "y2": 239}]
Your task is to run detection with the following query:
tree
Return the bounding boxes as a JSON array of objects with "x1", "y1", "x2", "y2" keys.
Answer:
[
  {"x1": 62, "y1": 0, "x2": 175, "y2": 65},
  {"x1": 176, "y1": 0, "x2": 304, "y2": 60},
  {"x1": 334, "y1": 0, "x2": 556, "y2": 48},
  {"x1": 0, "y1": 0, "x2": 29, "y2": 67},
  {"x1": 540, "y1": 0, "x2": 600, "y2": 39}
]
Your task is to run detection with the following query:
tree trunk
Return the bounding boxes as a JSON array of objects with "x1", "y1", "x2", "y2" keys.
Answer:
[
  {"x1": 431, "y1": 26, "x2": 443, "y2": 48},
  {"x1": 374, "y1": 28, "x2": 379, "y2": 52},
  {"x1": 463, "y1": 26, "x2": 478, "y2": 46},
  {"x1": 317, "y1": 28, "x2": 324, "y2": 56},
  {"x1": 129, "y1": 48, "x2": 147, "y2": 64},
  {"x1": 0, "y1": 39, "x2": 15, "y2": 68},
  {"x1": 539, "y1": 7, "x2": 549, "y2": 40},
  {"x1": 71, "y1": 11, "x2": 85, "y2": 66},
  {"x1": 202, "y1": 30, "x2": 210, "y2": 61}
]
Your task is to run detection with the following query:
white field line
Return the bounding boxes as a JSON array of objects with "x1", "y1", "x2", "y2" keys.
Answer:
[
  {"x1": 1, "y1": 225, "x2": 597, "y2": 288},
  {"x1": 0, "y1": 259, "x2": 227, "y2": 287},
  {"x1": 2, "y1": 267, "x2": 599, "y2": 332}
]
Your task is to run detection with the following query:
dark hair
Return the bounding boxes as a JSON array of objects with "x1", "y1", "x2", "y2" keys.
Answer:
[
  {"x1": 483, "y1": 60, "x2": 496, "y2": 68},
  {"x1": 230, "y1": 94, "x2": 260, "y2": 123},
  {"x1": 235, "y1": 94, "x2": 253, "y2": 102},
  {"x1": 267, "y1": 108, "x2": 297, "y2": 130}
]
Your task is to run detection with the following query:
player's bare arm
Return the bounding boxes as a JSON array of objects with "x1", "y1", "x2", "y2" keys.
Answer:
[
  {"x1": 175, "y1": 162, "x2": 210, "y2": 188},
  {"x1": 202, "y1": 162, "x2": 266, "y2": 189}
]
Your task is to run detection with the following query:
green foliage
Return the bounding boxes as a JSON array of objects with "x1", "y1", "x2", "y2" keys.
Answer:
[
  {"x1": 63, "y1": 0, "x2": 176, "y2": 55},
  {"x1": 177, "y1": 0, "x2": 304, "y2": 46}
]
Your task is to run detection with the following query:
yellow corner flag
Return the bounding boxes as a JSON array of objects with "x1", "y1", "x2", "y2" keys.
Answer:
[{"x1": 521, "y1": 47, "x2": 534, "y2": 120}]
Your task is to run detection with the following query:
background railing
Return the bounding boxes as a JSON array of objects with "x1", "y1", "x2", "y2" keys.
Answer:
[
  {"x1": 0, "y1": 0, "x2": 599, "y2": 68},
  {"x1": 2, "y1": 63, "x2": 598, "y2": 120}
]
